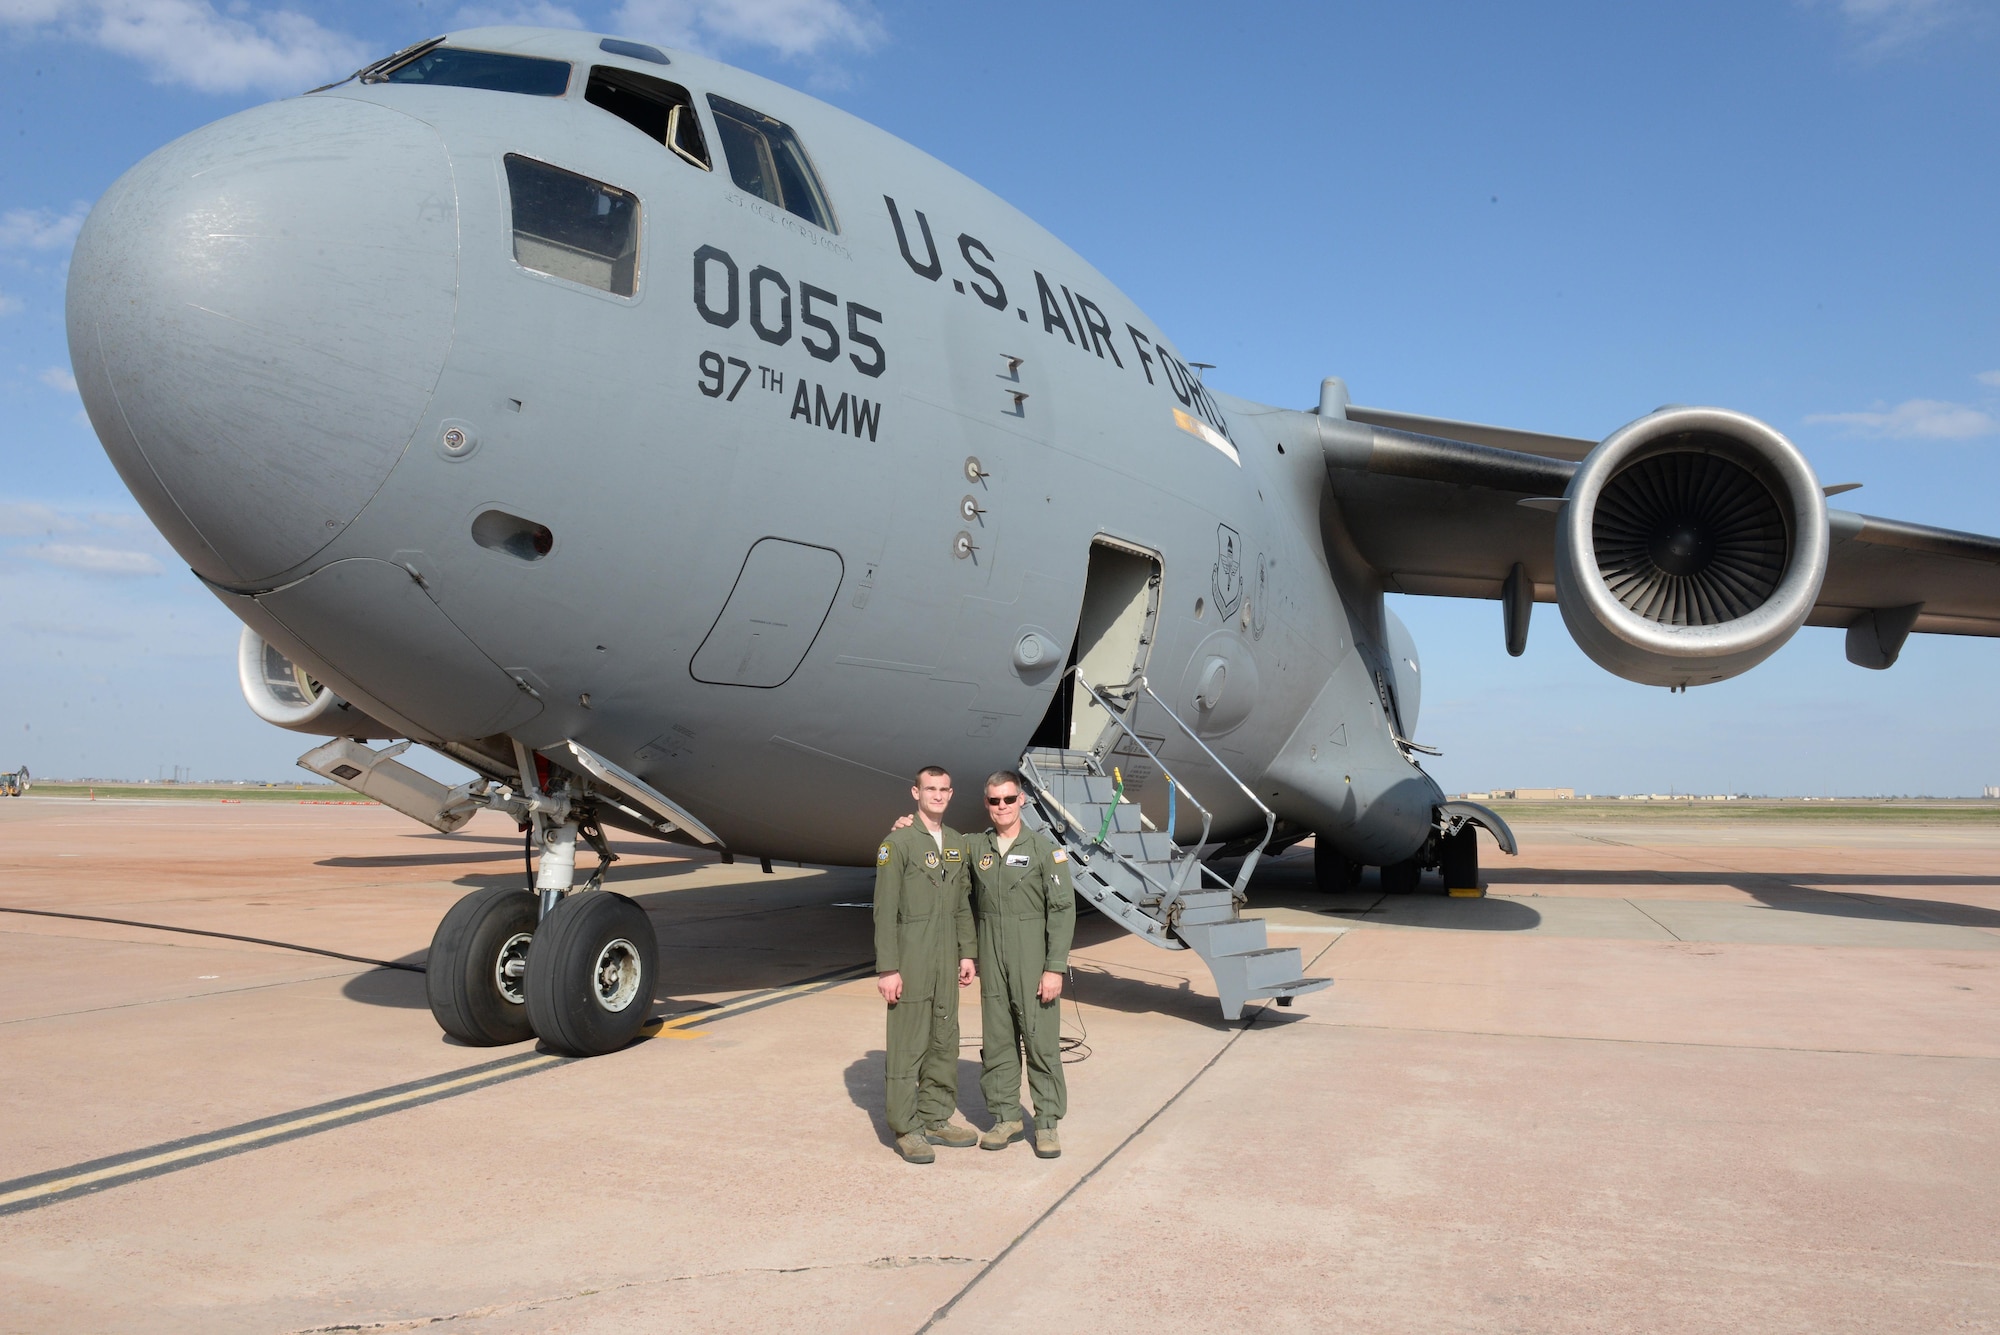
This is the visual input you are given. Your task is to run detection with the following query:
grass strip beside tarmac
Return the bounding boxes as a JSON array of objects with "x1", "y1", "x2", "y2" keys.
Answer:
[
  {"x1": 1486, "y1": 799, "x2": 2000, "y2": 823},
  {"x1": 19, "y1": 784, "x2": 373, "y2": 804}
]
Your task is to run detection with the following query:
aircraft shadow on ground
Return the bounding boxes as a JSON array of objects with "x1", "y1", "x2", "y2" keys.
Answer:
[
  {"x1": 1236, "y1": 852, "x2": 2000, "y2": 931},
  {"x1": 843, "y1": 1050, "x2": 990, "y2": 1144},
  {"x1": 1233, "y1": 857, "x2": 1546, "y2": 932},
  {"x1": 1484, "y1": 866, "x2": 2000, "y2": 930}
]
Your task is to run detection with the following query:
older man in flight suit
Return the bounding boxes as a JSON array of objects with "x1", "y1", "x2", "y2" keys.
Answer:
[
  {"x1": 966, "y1": 769, "x2": 1075, "y2": 1159},
  {"x1": 874, "y1": 765, "x2": 978, "y2": 1164}
]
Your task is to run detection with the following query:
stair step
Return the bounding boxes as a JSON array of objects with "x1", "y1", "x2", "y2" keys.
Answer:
[
  {"x1": 1173, "y1": 918, "x2": 1267, "y2": 958},
  {"x1": 1174, "y1": 889, "x2": 1238, "y2": 925},
  {"x1": 1253, "y1": 976, "x2": 1335, "y2": 999},
  {"x1": 1108, "y1": 830, "x2": 1173, "y2": 863},
  {"x1": 1225, "y1": 947, "x2": 1308, "y2": 993}
]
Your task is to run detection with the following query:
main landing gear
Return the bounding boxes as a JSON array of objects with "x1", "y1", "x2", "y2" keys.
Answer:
[
  {"x1": 424, "y1": 767, "x2": 656, "y2": 1057},
  {"x1": 1312, "y1": 822, "x2": 1483, "y2": 896}
]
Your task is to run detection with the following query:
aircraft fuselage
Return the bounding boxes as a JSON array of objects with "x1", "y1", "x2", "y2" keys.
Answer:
[{"x1": 68, "y1": 27, "x2": 1439, "y2": 865}]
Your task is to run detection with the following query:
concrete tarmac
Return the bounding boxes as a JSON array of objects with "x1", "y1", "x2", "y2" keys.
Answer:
[{"x1": 2, "y1": 797, "x2": 1996, "y2": 1333}]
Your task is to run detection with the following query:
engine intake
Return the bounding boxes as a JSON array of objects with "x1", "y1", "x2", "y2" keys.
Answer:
[
  {"x1": 1555, "y1": 407, "x2": 1828, "y2": 687},
  {"x1": 237, "y1": 626, "x2": 392, "y2": 736}
]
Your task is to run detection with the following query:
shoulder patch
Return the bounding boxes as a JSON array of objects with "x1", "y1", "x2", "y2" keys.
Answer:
[
  {"x1": 1050, "y1": 847, "x2": 1068, "y2": 863},
  {"x1": 877, "y1": 843, "x2": 891, "y2": 866}
]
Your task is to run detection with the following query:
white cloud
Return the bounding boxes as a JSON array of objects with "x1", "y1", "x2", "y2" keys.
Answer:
[
  {"x1": 0, "y1": 501, "x2": 87, "y2": 538},
  {"x1": 1805, "y1": 398, "x2": 1998, "y2": 440},
  {"x1": 20, "y1": 543, "x2": 165, "y2": 576},
  {"x1": 1977, "y1": 370, "x2": 2000, "y2": 388},
  {"x1": 1811, "y1": 0, "x2": 1972, "y2": 53},
  {"x1": 9, "y1": 618, "x2": 134, "y2": 642},
  {"x1": 38, "y1": 366, "x2": 77, "y2": 395},
  {"x1": 1, "y1": 1, "x2": 370, "y2": 95},
  {"x1": 610, "y1": 0, "x2": 882, "y2": 61},
  {"x1": 0, "y1": 204, "x2": 88, "y2": 252},
  {"x1": 451, "y1": 2, "x2": 586, "y2": 26}
]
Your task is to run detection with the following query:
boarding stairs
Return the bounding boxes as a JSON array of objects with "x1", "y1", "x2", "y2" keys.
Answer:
[{"x1": 1018, "y1": 673, "x2": 1332, "y2": 1021}]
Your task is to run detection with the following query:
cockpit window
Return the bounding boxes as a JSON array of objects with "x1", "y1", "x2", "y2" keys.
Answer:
[
  {"x1": 586, "y1": 67, "x2": 710, "y2": 171},
  {"x1": 504, "y1": 155, "x2": 639, "y2": 297},
  {"x1": 706, "y1": 95, "x2": 835, "y2": 232},
  {"x1": 376, "y1": 47, "x2": 572, "y2": 96}
]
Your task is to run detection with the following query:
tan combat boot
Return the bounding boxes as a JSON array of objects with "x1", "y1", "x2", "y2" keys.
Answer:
[
  {"x1": 895, "y1": 1131, "x2": 935, "y2": 1164},
  {"x1": 925, "y1": 1120, "x2": 977, "y2": 1148},
  {"x1": 1033, "y1": 1125, "x2": 1061, "y2": 1159},
  {"x1": 979, "y1": 1119, "x2": 1024, "y2": 1151}
]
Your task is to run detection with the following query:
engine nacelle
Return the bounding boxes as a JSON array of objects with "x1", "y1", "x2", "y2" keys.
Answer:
[
  {"x1": 236, "y1": 626, "x2": 393, "y2": 737},
  {"x1": 1555, "y1": 407, "x2": 1829, "y2": 688}
]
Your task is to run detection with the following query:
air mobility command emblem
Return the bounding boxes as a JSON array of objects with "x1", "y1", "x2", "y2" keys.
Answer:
[
  {"x1": 1051, "y1": 848, "x2": 1068, "y2": 863},
  {"x1": 877, "y1": 843, "x2": 890, "y2": 866},
  {"x1": 978, "y1": 853, "x2": 995, "y2": 871},
  {"x1": 923, "y1": 850, "x2": 940, "y2": 869}
]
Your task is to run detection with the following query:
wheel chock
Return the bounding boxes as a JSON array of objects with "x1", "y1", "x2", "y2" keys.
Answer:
[{"x1": 1447, "y1": 886, "x2": 1485, "y2": 898}]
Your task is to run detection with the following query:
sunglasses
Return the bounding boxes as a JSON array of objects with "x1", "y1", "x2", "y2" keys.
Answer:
[{"x1": 985, "y1": 793, "x2": 1021, "y2": 805}]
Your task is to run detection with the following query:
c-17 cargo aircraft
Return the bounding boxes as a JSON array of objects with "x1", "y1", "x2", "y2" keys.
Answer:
[{"x1": 66, "y1": 27, "x2": 2000, "y2": 1056}]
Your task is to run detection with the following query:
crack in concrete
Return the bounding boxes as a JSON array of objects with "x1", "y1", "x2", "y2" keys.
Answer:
[{"x1": 288, "y1": 1256, "x2": 985, "y2": 1332}]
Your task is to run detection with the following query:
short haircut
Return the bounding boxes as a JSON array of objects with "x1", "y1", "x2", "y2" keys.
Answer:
[
  {"x1": 914, "y1": 765, "x2": 951, "y2": 785},
  {"x1": 985, "y1": 769, "x2": 1025, "y2": 794}
]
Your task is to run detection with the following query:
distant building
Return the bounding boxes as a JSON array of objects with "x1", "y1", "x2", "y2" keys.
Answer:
[
  {"x1": 1492, "y1": 788, "x2": 1574, "y2": 800},
  {"x1": 1985, "y1": 785, "x2": 2000, "y2": 799}
]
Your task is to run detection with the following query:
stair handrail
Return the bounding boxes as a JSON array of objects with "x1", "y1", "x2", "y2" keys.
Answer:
[
  {"x1": 1129, "y1": 675, "x2": 1278, "y2": 898},
  {"x1": 1061, "y1": 669, "x2": 1213, "y2": 899}
]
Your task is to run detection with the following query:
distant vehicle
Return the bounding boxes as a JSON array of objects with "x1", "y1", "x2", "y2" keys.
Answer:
[
  {"x1": 66, "y1": 27, "x2": 2000, "y2": 1057},
  {"x1": 1, "y1": 767, "x2": 29, "y2": 797}
]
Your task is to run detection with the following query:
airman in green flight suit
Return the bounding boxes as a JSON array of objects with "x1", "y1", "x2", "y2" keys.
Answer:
[
  {"x1": 873, "y1": 765, "x2": 978, "y2": 1164},
  {"x1": 966, "y1": 769, "x2": 1075, "y2": 1159}
]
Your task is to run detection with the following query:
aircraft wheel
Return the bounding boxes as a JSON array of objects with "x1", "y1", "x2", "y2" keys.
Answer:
[
  {"x1": 525, "y1": 891, "x2": 657, "y2": 1057},
  {"x1": 1439, "y1": 825, "x2": 1479, "y2": 892},
  {"x1": 1313, "y1": 839, "x2": 1362, "y2": 894},
  {"x1": 426, "y1": 886, "x2": 539, "y2": 1046},
  {"x1": 1379, "y1": 859, "x2": 1423, "y2": 895}
]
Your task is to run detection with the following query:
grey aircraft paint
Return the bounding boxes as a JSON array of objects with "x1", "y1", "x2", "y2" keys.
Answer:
[{"x1": 66, "y1": 25, "x2": 2000, "y2": 877}]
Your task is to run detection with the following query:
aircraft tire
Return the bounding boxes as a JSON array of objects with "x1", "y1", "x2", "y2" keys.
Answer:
[
  {"x1": 1380, "y1": 859, "x2": 1424, "y2": 895},
  {"x1": 1313, "y1": 839, "x2": 1362, "y2": 894},
  {"x1": 524, "y1": 891, "x2": 657, "y2": 1057},
  {"x1": 426, "y1": 886, "x2": 539, "y2": 1046},
  {"x1": 1439, "y1": 826, "x2": 1479, "y2": 891}
]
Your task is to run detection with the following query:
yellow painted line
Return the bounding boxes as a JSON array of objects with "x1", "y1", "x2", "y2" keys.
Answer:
[{"x1": 0, "y1": 1057, "x2": 558, "y2": 1212}]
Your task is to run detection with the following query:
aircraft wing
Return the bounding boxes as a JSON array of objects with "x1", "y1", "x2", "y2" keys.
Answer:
[{"x1": 1321, "y1": 406, "x2": 2000, "y2": 643}]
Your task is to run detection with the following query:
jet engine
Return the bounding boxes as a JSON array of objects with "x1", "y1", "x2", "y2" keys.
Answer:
[
  {"x1": 236, "y1": 626, "x2": 392, "y2": 737},
  {"x1": 1554, "y1": 407, "x2": 1829, "y2": 688}
]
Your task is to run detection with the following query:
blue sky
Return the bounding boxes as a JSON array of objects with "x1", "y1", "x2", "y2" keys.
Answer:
[{"x1": 1, "y1": 0, "x2": 1996, "y2": 792}]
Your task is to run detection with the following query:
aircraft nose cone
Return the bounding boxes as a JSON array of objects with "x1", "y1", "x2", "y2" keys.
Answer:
[{"x1": 67, "y1": 96, "x2": 457, "y2": 585}]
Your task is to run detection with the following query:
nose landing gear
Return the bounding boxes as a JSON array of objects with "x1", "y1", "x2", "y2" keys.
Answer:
[{"x1": 423, "y1": 756, "x2": 659, "y2": 1057}]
